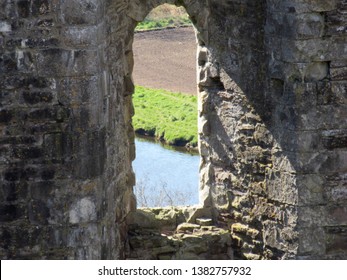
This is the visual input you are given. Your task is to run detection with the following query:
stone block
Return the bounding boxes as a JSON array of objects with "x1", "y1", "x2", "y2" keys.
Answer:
[
  {"x1": 198, "y1": 47, "x2": 208, "y2": 66},
  {"x1": 325, "y1": 173, "x2": 347, "y2": 203},
  {"x1": 0, "y1": 109, "x2": 13, "y2": 123},
  {"x1": 317, "y1": 81, "x2": 335, "y2": 105},
  {"x1": 47, "y1": 226, "x2": 69, "y2": 248},
  {"x1": 67, "y1": 224, "x2": 99, "y2": 247},
  {"x1": 28, "y1": 199, "x2": 50, "y2": 225},
  {"x1": 126, "y1": 0, "x2": 151, "y2": 22},
  {"x1": 43, "y1": 132, "x2": 73, "y2": 161},
  {"x1": 263, "y1": 221, "x2": 289, "y2": 253},
  {"x1": 0, "y1": 52, "x2": 17, "y2": 73},
  {"x1": 326, "y1": 186, "x2": 347, "y2": 204},
  {"x1": 60, "y1": 0, "x2": 104, "y2": 25},
  {"x1": 4, "y1": 167, "x2": 37, "y2": 182},
  {"x1": 300, "y1": 205, "x2": 347, "y2": 228},
  {"x1": 74, "y1": 129, "x2": 106, "y2": 158},
  {"x1": 0, "y1": 21, "x2": 12, "y2": 32},
  {"x1": 199, "y1": 118, "x2": 211, "y2": 136},
  {"x1": 305, "y1": 0, "x2": 338, "y2": 12},
  {"x1": 326, "y1": 39, "x2": 347, "y2": 61},
  {"x1": 0, "y1": 225, "x2": 52, "y2": 254},
  {"x1": 295, "y1": 103, "x2": 347, "y2": 130},
  {"x1": 298, "y1": 227, "x2": 326, "y2": 256},
  {"x1": 31, "y1": 0, "x2": 52, "y2": 16},
  {"x1": 16, "y1": 50, "x2": 35, "y2": 73},
  {"x1": 267, "y1": 0, "x2": 337, "y2": 13},
  {"x1": 331, "y1": 67, "x2": 347, "y2": 81},
  {"x1": 328, "y1": 206, "x2": 347, "y2": 226},
  {"x1": 325, "y1": 10, "x2": 347, "y2": 36},
  {"x1": 322, "y1": 130, "x2": 347, "y2": 150},
  {"x1": 297, "y1": 174, "x2": 325, "y2": 206},
  {"x1": 17, "y1": 0, "x2": 31, "y2": 18},
  {"x1": 25, "y1": 107, "x2": 69, "y2": 122},
  {"x1": 266, "y1": 171, "x2": 298, "y2": 205},
  {"x1": 57, "y1": 76, "x2": 100, "y2": 106},
  {"x1": 331, "y1": 82, "x2": 347, "y2": 105},
  {"x1": 196, "y1": 218, "x2": 212, "y2": 226},
  {"x1": 30, "y1": 184, "x2": 68, "y2": 226},
  {"x1": 0, "y1": 91, "x2": 13, "y2": 106},
  {"x1": 62, "y1": 25, "x2": 100, "y2": 47},
  {"x1": 30, "y1": 181, "x2": 57, "y2": 201},
  {"x1": 295, "y1": 131, "x2": 321, "y2": 152},
  {"x1": 304, "y1": 62, "x2": 329, "y2": 81},
  {"x1": 269, "y1": 12, "x2": 325, "y2": 39},
  {"x1": 176, "y1": 223, "x2": 200, "y2": 233},
  {"x1": 35, "y1": 49, "x2": 72, "y2": 77},
  {"x1": 298, "y1": 206, "x2": 327, "y2": 227},
  {"x1": 68, "y1": 197, "x2": 97, "y2": 224},
  {"x1": 296, "y1": 13, "x2": 324, "y2": 39},
  {"x1": 1, "y1": 182, "x2": 29, "y2": 202},
  {"x1": 20, "y1": 38, "x2": 60, "y2": 49},
  {"x1": 20, "y1": 91, "x2": 54, "y2": 105},
  {"x1": 0, "y1": 203, "x2": 26, "y2": 223},
  {"x1": 318, "y1": 151, "x2": 347, "y2": 174},
  {"x1": 13, "y1": 146, "x2": 43, "y2": 160},
  {"x1": 36, "y1": 49, "x2": 100, "y2": 77},
  {"x1": 0, "y1": 76, "x2": 54, "y2": 90},
  {"x1": 325, "y1": 226, "x2": 347, "y2": 255},
  {"x1": 16, "y1": 0, "x2": 52, "y2": 18},
  {"x1": 41, "y1": 169, "x2": 55, "y2": 181},
  {"x1": 282, "y1": 39, "x2": 330, "y2": 63},
  {"x1": 73, "y1": 155, "x2": 105, "y2": 180}
]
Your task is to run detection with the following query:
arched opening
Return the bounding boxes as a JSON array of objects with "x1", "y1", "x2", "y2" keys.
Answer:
[{"x1": 131, "y1": 4, "x2": 199, "y2": 207}]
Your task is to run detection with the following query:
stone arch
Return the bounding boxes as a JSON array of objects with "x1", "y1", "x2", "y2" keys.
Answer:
[
  {"x1": 123, "y1": 0, "x2": 213, "y2": 208},
  {"x1": 116, "y1": 0, "x2": 297, "y2": 259},
  {"x1": 121, "y1": 0, "x2": 270, "y2": 217}
]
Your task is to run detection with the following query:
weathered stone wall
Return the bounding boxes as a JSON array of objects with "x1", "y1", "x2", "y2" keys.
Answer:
[
  {"x1": 1, "y1": 0, "x2": 346, "y2": 259},
  {"x1": 126, "y1": 207, "x2": 233, "y2": 260},
  {"x1": 265, "y1": 0, "x2": 347, "y2": 259},
  {"x1": 0, "y1": 0, "x2": 135, "y2": 259},
  {"x1": 196, "y1": 0, "x2": 347, "y2": 259},
  {"x1": 123, "y1": 0, "x2": 347, "y2": 260}
]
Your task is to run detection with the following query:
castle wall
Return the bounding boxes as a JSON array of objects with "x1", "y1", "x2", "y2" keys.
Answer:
[
  {"x1": 0, "y1": 0, "x2": 346, "y2": 259},
  {"x1": 0, "y1": 0, "x2": 135, "y2": 259}
]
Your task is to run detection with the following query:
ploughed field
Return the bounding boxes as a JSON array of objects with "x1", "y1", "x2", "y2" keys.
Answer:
[{"x1": 133, "y1": 27, "x2": 197, "y2": 95}]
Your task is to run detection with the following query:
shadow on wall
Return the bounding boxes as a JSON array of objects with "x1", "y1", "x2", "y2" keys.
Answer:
[{"x1": 124, "y1": 0, "x2": 347, "y2": 260}]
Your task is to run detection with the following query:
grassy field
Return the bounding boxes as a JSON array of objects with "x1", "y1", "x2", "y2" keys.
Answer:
[
  {"x1": 132, "y1": 86, "x2": 198, "y2": 147},
  {"x1": 136, "y1": 4, "x2": 191, "y2": 31}
]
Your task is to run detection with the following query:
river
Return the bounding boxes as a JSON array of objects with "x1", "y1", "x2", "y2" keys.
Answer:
[{"x1": 132, "y1": 137, "x2": 200, "y2": 207}]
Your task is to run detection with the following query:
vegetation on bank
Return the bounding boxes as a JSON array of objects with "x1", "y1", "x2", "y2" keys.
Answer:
[
  {"x1": 136, "y1": 4, "x2": 191, "y2": 31},
  {"x1": 132, "y1": 86, "x2": 198, "y2": 147},
  {"x1": 135, "y1": 174, "x2": 193, "y2": 207}
]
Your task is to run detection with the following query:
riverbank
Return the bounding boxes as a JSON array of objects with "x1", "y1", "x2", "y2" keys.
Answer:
[{"x1": 133, "y1": 86, "x2": 198, "y2": 149}]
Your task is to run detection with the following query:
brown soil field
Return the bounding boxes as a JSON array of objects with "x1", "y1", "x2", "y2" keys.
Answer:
[{"x1": 132, "y1": 26, "x2": 197, "y2": 95}]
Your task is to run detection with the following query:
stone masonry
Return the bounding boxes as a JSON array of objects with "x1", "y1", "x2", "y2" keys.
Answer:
[{"x1": 0, "y1": 0, "x2": 346, "y2": 259}]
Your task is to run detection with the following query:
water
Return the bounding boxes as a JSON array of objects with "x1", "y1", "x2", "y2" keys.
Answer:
[{"x1": 132, "y1": 137, "x2": 200, "y2": 207}]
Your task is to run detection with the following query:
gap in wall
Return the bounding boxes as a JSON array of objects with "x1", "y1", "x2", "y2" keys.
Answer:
[{"x1": 131, "y1": 4, "x2": 200, "y2": 207}]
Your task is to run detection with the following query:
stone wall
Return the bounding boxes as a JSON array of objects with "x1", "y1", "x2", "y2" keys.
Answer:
[
  {"x1": 0, "y1": 0, "x2": 135, "y2": 259},
  {"x1": 0, "y1": 0, "x2": 346, "y2": 259},
  {"x1": 195, "y1": 0, "x2": 347, "y2": 259},
  {"x1": 126, "y1": 207, "x2": 233, "y2": 260}
]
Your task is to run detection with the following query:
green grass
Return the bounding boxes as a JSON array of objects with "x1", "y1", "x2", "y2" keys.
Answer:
[
  {"x1": 133, "y1": 86, "x2": 198, "y2": 147},
  {"x1": 135, "y1": 4, "x2": 192, "y2": 31}
]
